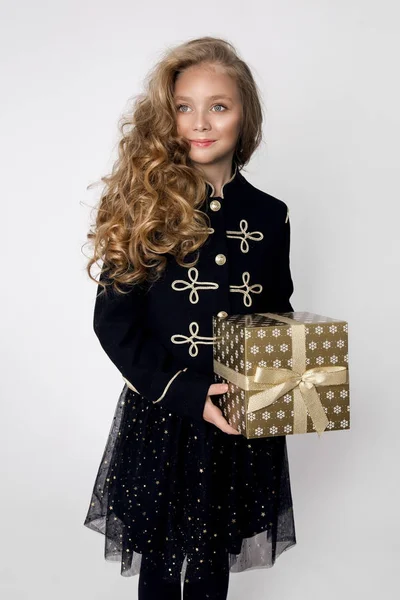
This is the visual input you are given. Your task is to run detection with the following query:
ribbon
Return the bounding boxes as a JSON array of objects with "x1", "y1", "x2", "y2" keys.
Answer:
[{"x1": 213, "y1": 312, "x2": 348, "y2": 437}]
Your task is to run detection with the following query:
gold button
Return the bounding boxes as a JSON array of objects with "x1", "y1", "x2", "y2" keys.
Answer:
[
  {"x1": 210, "y1": 200, "x2": 221, "y2": 212},
  {"x1": 215, "y1": 253, "x2": 226, "y2": 265},
  {"x1": 217, "y1": 311, "x2": 228, "y2": 318}
]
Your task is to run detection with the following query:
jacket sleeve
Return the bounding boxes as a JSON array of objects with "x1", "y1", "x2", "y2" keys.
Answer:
[
  {"x1": 92, "y1": 268, "x2": 214, "y2": 422},
  {"x1": 270, "y1": 204, "x2": 295, "y2": 312}
]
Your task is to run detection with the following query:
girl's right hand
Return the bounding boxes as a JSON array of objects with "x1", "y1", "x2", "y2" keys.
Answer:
[{"x1": 203, "y1": 383, "x2": 241, "y2": 435}]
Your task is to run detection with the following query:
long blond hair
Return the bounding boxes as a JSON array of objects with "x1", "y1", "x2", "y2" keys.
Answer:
[{"x1": 85, "y1": 36, "x2": 264, "y2": 294}]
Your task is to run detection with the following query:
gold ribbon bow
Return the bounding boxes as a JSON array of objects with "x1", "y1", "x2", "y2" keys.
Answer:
[{"x1": 213, "y1": 312, "x2": 348, "y2": 437}]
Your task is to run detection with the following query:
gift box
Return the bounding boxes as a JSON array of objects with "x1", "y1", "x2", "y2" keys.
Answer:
[{"x1": 212, "y1": 312, "x2": 350, "y2": 439}]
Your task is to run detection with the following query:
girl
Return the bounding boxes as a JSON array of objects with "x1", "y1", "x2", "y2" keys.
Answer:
[{"x1": 83, "y1": 36, "x2": 297, "y2": 599}]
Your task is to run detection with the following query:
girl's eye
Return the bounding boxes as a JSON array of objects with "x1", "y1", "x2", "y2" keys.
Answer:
[
  {"x1": 212, "y1": 104, "x2": 227, "y2": 112},
  {"x1": 176, "y1": 104, "x2": 227, "y2": 113}
]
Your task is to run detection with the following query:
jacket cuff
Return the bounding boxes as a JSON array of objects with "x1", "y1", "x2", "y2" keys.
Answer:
[{"x1": 150, "y1": 368, "x2": 214, "y2": 422}]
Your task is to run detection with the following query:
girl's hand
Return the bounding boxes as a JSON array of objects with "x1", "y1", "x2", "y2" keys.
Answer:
[{"x1": 203, "y1": 383, "x2": 241, "y2": 435}]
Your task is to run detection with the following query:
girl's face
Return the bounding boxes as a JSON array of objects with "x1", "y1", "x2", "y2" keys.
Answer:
[{"x1": 174, "y1": 63, "x2": 243, "y2": 168}]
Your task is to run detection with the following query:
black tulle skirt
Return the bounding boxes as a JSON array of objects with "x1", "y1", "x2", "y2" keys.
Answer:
[{"x1": 83, "y1": 384, "x2": 297, "y2": 582}]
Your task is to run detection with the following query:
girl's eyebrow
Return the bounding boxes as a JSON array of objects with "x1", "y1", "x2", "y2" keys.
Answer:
[{"x1": 174, "y1": 94, "x2": 233, "y2": 101}]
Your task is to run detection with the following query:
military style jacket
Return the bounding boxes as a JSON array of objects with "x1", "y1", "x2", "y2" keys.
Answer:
[{"x1": 93, "y1": 164, "x2": 294, "y2": 423}]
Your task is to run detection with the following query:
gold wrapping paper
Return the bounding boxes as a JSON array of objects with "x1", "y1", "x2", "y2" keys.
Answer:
[{"x1": 212, "y1": 311, "x2": 350, "y2": 439}]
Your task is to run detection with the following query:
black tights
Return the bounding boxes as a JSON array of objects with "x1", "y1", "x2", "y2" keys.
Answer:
[{"x1": 138, "y1": 549, "x2": 230, "y2": 600}]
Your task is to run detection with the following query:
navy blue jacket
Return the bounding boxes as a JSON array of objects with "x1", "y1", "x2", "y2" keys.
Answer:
[{"x1": 93, "y1": 164, "x2": 294, "y2": 423}]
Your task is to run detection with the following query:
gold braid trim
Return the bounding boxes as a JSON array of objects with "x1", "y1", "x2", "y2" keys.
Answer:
[{"x1": 122, "y1": 367, "x2": 189, "y2": 403}]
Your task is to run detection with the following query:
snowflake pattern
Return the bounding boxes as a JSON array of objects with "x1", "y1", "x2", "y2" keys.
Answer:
[{"x1": 213, "y1": 313, "x2": 349, "y2": 439}]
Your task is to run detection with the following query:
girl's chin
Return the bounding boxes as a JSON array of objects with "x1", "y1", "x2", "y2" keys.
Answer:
[{"x1": 189, "y1": 148, "x2": 226, "y2": 160}]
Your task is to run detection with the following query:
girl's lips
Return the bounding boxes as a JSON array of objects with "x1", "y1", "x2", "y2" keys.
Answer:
[{"x1": 190, "y1": 140, "x2": 216, "y2": 147}]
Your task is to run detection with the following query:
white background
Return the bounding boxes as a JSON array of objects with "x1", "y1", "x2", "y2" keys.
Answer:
[{"x1": 1, "y1": 0, "x2": 399, "y2": 598}]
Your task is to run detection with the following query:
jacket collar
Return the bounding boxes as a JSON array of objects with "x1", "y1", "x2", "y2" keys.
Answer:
[{"x1": 205, "y1": 162, "x2": 241, "y2": 199}]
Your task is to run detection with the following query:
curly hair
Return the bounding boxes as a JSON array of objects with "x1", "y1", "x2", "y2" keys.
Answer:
[{"x1": 85, "y1": 36, "x2": 264, "y2": 295}]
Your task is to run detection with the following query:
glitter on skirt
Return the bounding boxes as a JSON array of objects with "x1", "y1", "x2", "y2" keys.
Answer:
[{"x1": 83, "y1": 384, "x2": 297, "y2": 583}]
